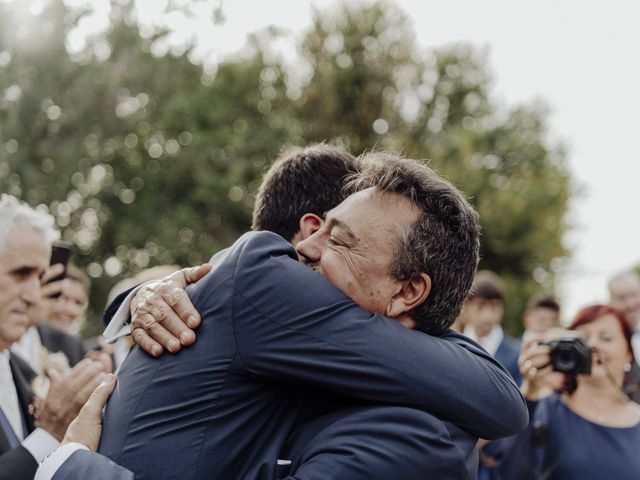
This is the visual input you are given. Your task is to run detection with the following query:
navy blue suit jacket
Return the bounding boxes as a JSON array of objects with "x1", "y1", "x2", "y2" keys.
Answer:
[
  {"x1": 98, "y1": 231, "x2": 526, "y2": 479},
  {"x1": 479, "y1": 335, "x2": 522, "y2": 479},
  {"x1": 53, "y1": 405, "x2": 476, "y2": 480},
  {"x1": 282, "y1": 405, "x2": 478, "y2": 480}
]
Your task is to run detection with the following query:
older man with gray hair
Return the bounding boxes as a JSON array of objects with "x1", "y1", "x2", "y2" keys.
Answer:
[
  {"x1": 609, "y1": 269, "x2": 640, "y2": 402},
  {"x1": 0, "y1": 194, "x2": 108, "y2": 480}
]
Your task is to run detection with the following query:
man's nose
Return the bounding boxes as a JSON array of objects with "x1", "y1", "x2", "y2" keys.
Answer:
[{"x1": 21, "y1": 277, "x2": 42, "y2": 306}]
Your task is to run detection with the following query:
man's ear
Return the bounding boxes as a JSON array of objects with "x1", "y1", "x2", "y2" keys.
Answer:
[
  {"x1": 386, "y1": 273, "x2": 432, "y2": 319},
  {"x1": 298, "y1": 213, "x2": 323, "y2": 240}
]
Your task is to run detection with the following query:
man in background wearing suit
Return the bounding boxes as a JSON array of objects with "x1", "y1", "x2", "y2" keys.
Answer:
[
  {"x1": 0, "y1": 194, "x2": 109, "y2": 480},
  {"x1": 609, "y1": 270, "x2": 640, "y2": 403},
  {"x1": 462, "y1": 270, "x2": 521, "y2": 385}
]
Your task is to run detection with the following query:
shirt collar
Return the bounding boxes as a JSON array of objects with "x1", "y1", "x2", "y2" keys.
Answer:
[{"x1": 463, "y1": 324, "x2": 504, "y2": 356}]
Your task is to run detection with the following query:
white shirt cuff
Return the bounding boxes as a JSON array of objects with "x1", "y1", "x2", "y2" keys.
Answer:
[
  {"x1": 103, "y1": 283, "x2": 150, "y2": 341},
  {"x1": 35, "y1": 442, "x2": 89, "y2": 480},
  {"x1": 22, "y1": 427, "x2": 60, "y2": 464}
]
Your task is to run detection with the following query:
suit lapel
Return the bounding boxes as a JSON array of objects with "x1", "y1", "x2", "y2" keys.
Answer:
[
  {"x1": 0, "y1": 414, "x2": 12, "y2": 454},
  {"x1": 36, "y1": 323, "x2": 53, "y2": 351},
  {"x1": 9, "y1": 353, "x2": 37, "y2": 434}
]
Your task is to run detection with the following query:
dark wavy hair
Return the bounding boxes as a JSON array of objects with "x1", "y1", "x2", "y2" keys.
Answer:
[
  {"x1": 345, "y1": 152, "x2": 480, "y2": 335},
  {"x1": 252, "y1": 144, "x2": 357, "y2": 242}
]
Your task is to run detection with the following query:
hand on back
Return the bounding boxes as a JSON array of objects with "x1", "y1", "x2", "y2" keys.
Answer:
[{"x1": 130, "y1": 263, "x2": 210, "y2": 356}]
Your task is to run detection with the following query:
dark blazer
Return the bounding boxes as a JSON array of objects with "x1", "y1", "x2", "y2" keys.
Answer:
[
  {"x1": 624, "y1": 346, "x2": 640, "y2": 404},
  {"x1": 478, "y1": 335, "x2": 523, "y2": 480},
  {"x1": 52, "y1": 405, "x2": 477, "y2": 480},
  {"x1": 0, "y1": 354, "x2": 38, "y2": 480},
  {"x1": 98, "y1": 232, "x2": 527, "y2": 480},
  {"x1": 282, "y1": 405, "x2": 478, "y2": 480},
  {"x1": 37, "y1": 322, "x2": 86, "y2": 367},
  {"x1": 495, "y1": 334, "x2": 522, "y2": 386}
]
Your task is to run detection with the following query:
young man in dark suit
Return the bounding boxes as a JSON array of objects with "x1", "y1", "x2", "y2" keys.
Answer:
[{"x1": 462, "y1": 270, "x2": 522, "y2": 385}]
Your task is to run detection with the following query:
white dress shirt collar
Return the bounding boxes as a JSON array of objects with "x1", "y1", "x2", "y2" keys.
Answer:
[
  {"x1": 0, "y1": 349, "x2": 25, "y2": 440},
  {"x1": 463, "y1": 324, "x2": 504, "y2": 357}
]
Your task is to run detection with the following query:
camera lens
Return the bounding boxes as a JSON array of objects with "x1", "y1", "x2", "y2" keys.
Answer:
[
  {"x1": 555, "y1": 345, "x2": 577, "y2": 371},
  {"x1": 549, "y1": 337, "x2": 592, "y2": 375}
]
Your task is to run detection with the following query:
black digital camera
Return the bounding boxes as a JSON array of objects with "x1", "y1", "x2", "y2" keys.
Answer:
[{"x1": 540, "y1": 336, "x2": 592, "y2": 375}]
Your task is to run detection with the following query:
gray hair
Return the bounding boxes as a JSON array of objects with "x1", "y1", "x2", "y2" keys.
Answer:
[
  {"x1": 0, "y1": 194, "x2": 59, "y2": 254},
  {"x1": 346, "y1": 153, "x2": 480, "y2": 335}
]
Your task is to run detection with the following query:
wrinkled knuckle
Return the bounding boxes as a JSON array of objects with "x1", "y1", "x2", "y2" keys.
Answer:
[
  {"x1": 167, "y1": 290, "x2": 184, "y2": 307},
  {"x1": 131, "y1": 328, "x2": 145, "y2": 345},
  {"x1": 157, "y1": 308, "x2": 173, "y2": 326},
  {"x1": 157, "y1": 283, "x2": 172, "y2": 296},
  {"x1": 139, "y1": 314, "x2": 157, "y2": 330},
  {"x1": 135, "y1": 297, "x2": 151, "y2": 312},
  {"x1": 147, "y1": 321, "x2": 165, "y2": 338},
  {"x1": 131, "y1": 316, "x2": 142, "y2": 330}
]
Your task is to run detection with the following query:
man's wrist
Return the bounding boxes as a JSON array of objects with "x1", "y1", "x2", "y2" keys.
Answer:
[{"x1": 34, "y1": 442, "x2": 89, "y2": 480}]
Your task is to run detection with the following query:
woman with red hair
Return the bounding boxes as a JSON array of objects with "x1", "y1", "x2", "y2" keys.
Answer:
[{"x1": 494, "y1": 304, "x2": 640, "y2": 479}]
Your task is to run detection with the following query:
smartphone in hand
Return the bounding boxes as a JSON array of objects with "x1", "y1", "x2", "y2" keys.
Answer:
[{"x1": 47, "y1": 241, "x2": 72, "y2": 298}]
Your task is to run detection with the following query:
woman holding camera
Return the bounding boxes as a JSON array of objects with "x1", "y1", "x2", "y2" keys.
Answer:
[{"x1": 496, "y1": 304, "x2": 640, "y2": 479}]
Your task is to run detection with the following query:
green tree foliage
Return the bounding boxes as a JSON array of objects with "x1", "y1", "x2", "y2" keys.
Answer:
[
  {"x1": 292, "y1": 3, "x2": 570, "y2": 329},
  {"x1": 0, "y1": 0, "x2": 570, "y2": 335}
]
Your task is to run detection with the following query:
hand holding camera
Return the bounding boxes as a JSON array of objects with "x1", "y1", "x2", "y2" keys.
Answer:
[
  {"x1": 539, "y1": 335, "x2": 592, "y2": 375},
  {"x1": 518, "y1": 330, "x2": 591, "y2": 400}
]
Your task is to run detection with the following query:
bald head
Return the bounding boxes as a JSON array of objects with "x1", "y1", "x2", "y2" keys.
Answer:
[{"x1": 608, "y1": 270, "x2": 640, "y2": 328}]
